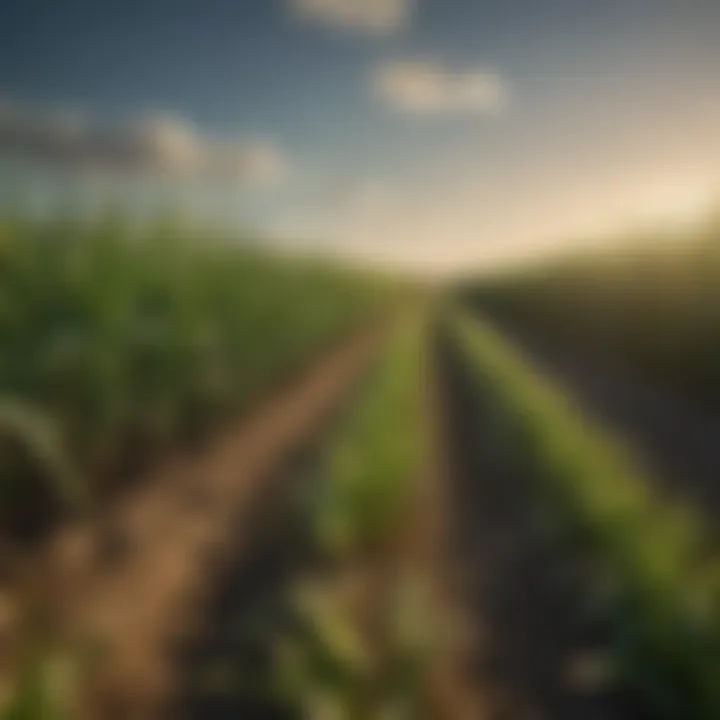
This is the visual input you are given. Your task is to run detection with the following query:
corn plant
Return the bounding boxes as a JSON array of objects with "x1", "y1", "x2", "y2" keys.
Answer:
[{"x1": 0, "y1": 213, "x2": 387, "y2": 525}]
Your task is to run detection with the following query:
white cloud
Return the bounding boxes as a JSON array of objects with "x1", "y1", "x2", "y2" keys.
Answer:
[
  {"x1": 290, "y1": 0, "x2": 412, "y2": 34},
  {"x1": 0, "y1": 98, "x2": 287, "y2": 186},
  {"x1": 210, "y1": 139, "x2": 288, "y2": 186},
  {"x1": 373, "y1": 60, "x2": 508, "y2": 115}
]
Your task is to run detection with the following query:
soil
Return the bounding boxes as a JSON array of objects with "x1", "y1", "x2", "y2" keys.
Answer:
[
  {"x1": 2, "y1": 312, "x2": 705, "y2": 719},
  {"x1": 431, "y1": 326, "x2": 656, "y2": 720},
  {"x1": 496, "y1": 324, "x2": 720, "y2": 528},
  {"x1": 0, "y1": 324, "x2": 385, "y2": 720}
]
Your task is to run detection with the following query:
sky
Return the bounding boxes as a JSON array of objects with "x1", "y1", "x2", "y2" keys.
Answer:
[{"x1": 1, "y1": 0, "x2": 719, "y2": 272}]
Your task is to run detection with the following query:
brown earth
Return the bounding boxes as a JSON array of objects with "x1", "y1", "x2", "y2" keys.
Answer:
[
  {"x1": 1, "y1": 312, "x2": 686, "y2": 720},
  {"x1": 0, "y1": 323, "x2": 385, "y2": 720}
]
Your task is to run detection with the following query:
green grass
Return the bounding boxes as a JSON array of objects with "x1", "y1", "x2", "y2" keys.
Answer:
[
  {"x1": 0, "y1": 213, "x2": 387, "y2": 524},
  {"x1": 451, "y1": 309, "x2": 720, "y2": 719}
]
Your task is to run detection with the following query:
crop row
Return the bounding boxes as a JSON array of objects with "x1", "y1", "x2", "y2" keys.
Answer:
[
  {"x1": 0, "y1": 215, "x2": 385, "y2": 529},
  {"x1": 451, "y1": 310, "x2": 720, "y2": 719},
  {"x1": 272, "y1": 314, "x2": 439, "y2": 719}
]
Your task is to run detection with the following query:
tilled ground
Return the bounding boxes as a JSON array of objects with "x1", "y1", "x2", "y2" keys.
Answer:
[
  {"x1": 494, "y1": 323, "x2": 720, "y2": 527},
  {"x1": 3, "y1": 315, "x2": 694, "y2": 720},
  {"x1": 433, "y1": 327, "x2": 656, "y2": 720}
]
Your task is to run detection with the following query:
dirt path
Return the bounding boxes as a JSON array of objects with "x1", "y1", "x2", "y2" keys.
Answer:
[
  {"x1": 173, "y1": 416, "x2": 330, "y2": 720},
  {"x1": 6, "y1": 324, "x2": 385, "y2": 720},
  {"x1": 432, "y1": 327, "x2": 653, "y2": 720},
  {"x1": 495, "y1": 324, "x2": 720, "y2": 527}
]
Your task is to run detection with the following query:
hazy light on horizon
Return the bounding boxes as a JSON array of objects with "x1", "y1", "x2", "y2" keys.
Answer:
[{"x1": 0, "y1": 0, "x2": 718, "y2": 273}]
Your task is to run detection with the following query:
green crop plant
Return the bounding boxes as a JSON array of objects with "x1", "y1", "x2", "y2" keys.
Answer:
[
  {"x1": 311, "y1": 317, "x2": 425, "y2": 558},
  {"x1": 273, "y1": 315, "x2": 440, "y2": 719},
  {"x1": 0, "y1": 213, "x2": 387, "y2": 526},
  {"x1": 0, "y1": 652, "x2": 77, "y2": 720},
  {"x1": 451, "y1": 310, "x2": 720, "y2": 719}
]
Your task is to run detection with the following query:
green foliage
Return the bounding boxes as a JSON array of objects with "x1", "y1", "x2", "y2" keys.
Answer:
[
  {"x1": 275, "y1": 316, "x2": 436, "y2": 719},
  {"x1": 1, "y1": 655, "x2": 75, "y2": 720},
  {"x1": 312, "y1": 318, "x2": 425, "y2": 557},
  {"x1": 277, "y1": 574, "x2": 437, "y2": 720},
  {"x1": 452, "y1": 310, "x2": 720, "y2": 719},
  {"x1": 0, "y1": 400, "x2": 85, "y2": 518},
  {"x1": 0, "y1": 214, "x2": 385, "y2": 519}
]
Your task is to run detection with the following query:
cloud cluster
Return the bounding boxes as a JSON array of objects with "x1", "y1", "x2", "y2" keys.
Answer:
[
  {"x1": 0, "y1": 99, "x2": 286, "y2": 185},
  {"x1": 373, "y1": 60, "x2": 508, "y2": 115},
  {"x1": 290, "y1": 0, "x2": 411, "y2": 34}
]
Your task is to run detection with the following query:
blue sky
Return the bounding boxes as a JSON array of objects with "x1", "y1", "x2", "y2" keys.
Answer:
[{"x1": 1, "y1": 0, "x2": 719, "y2": 271}]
